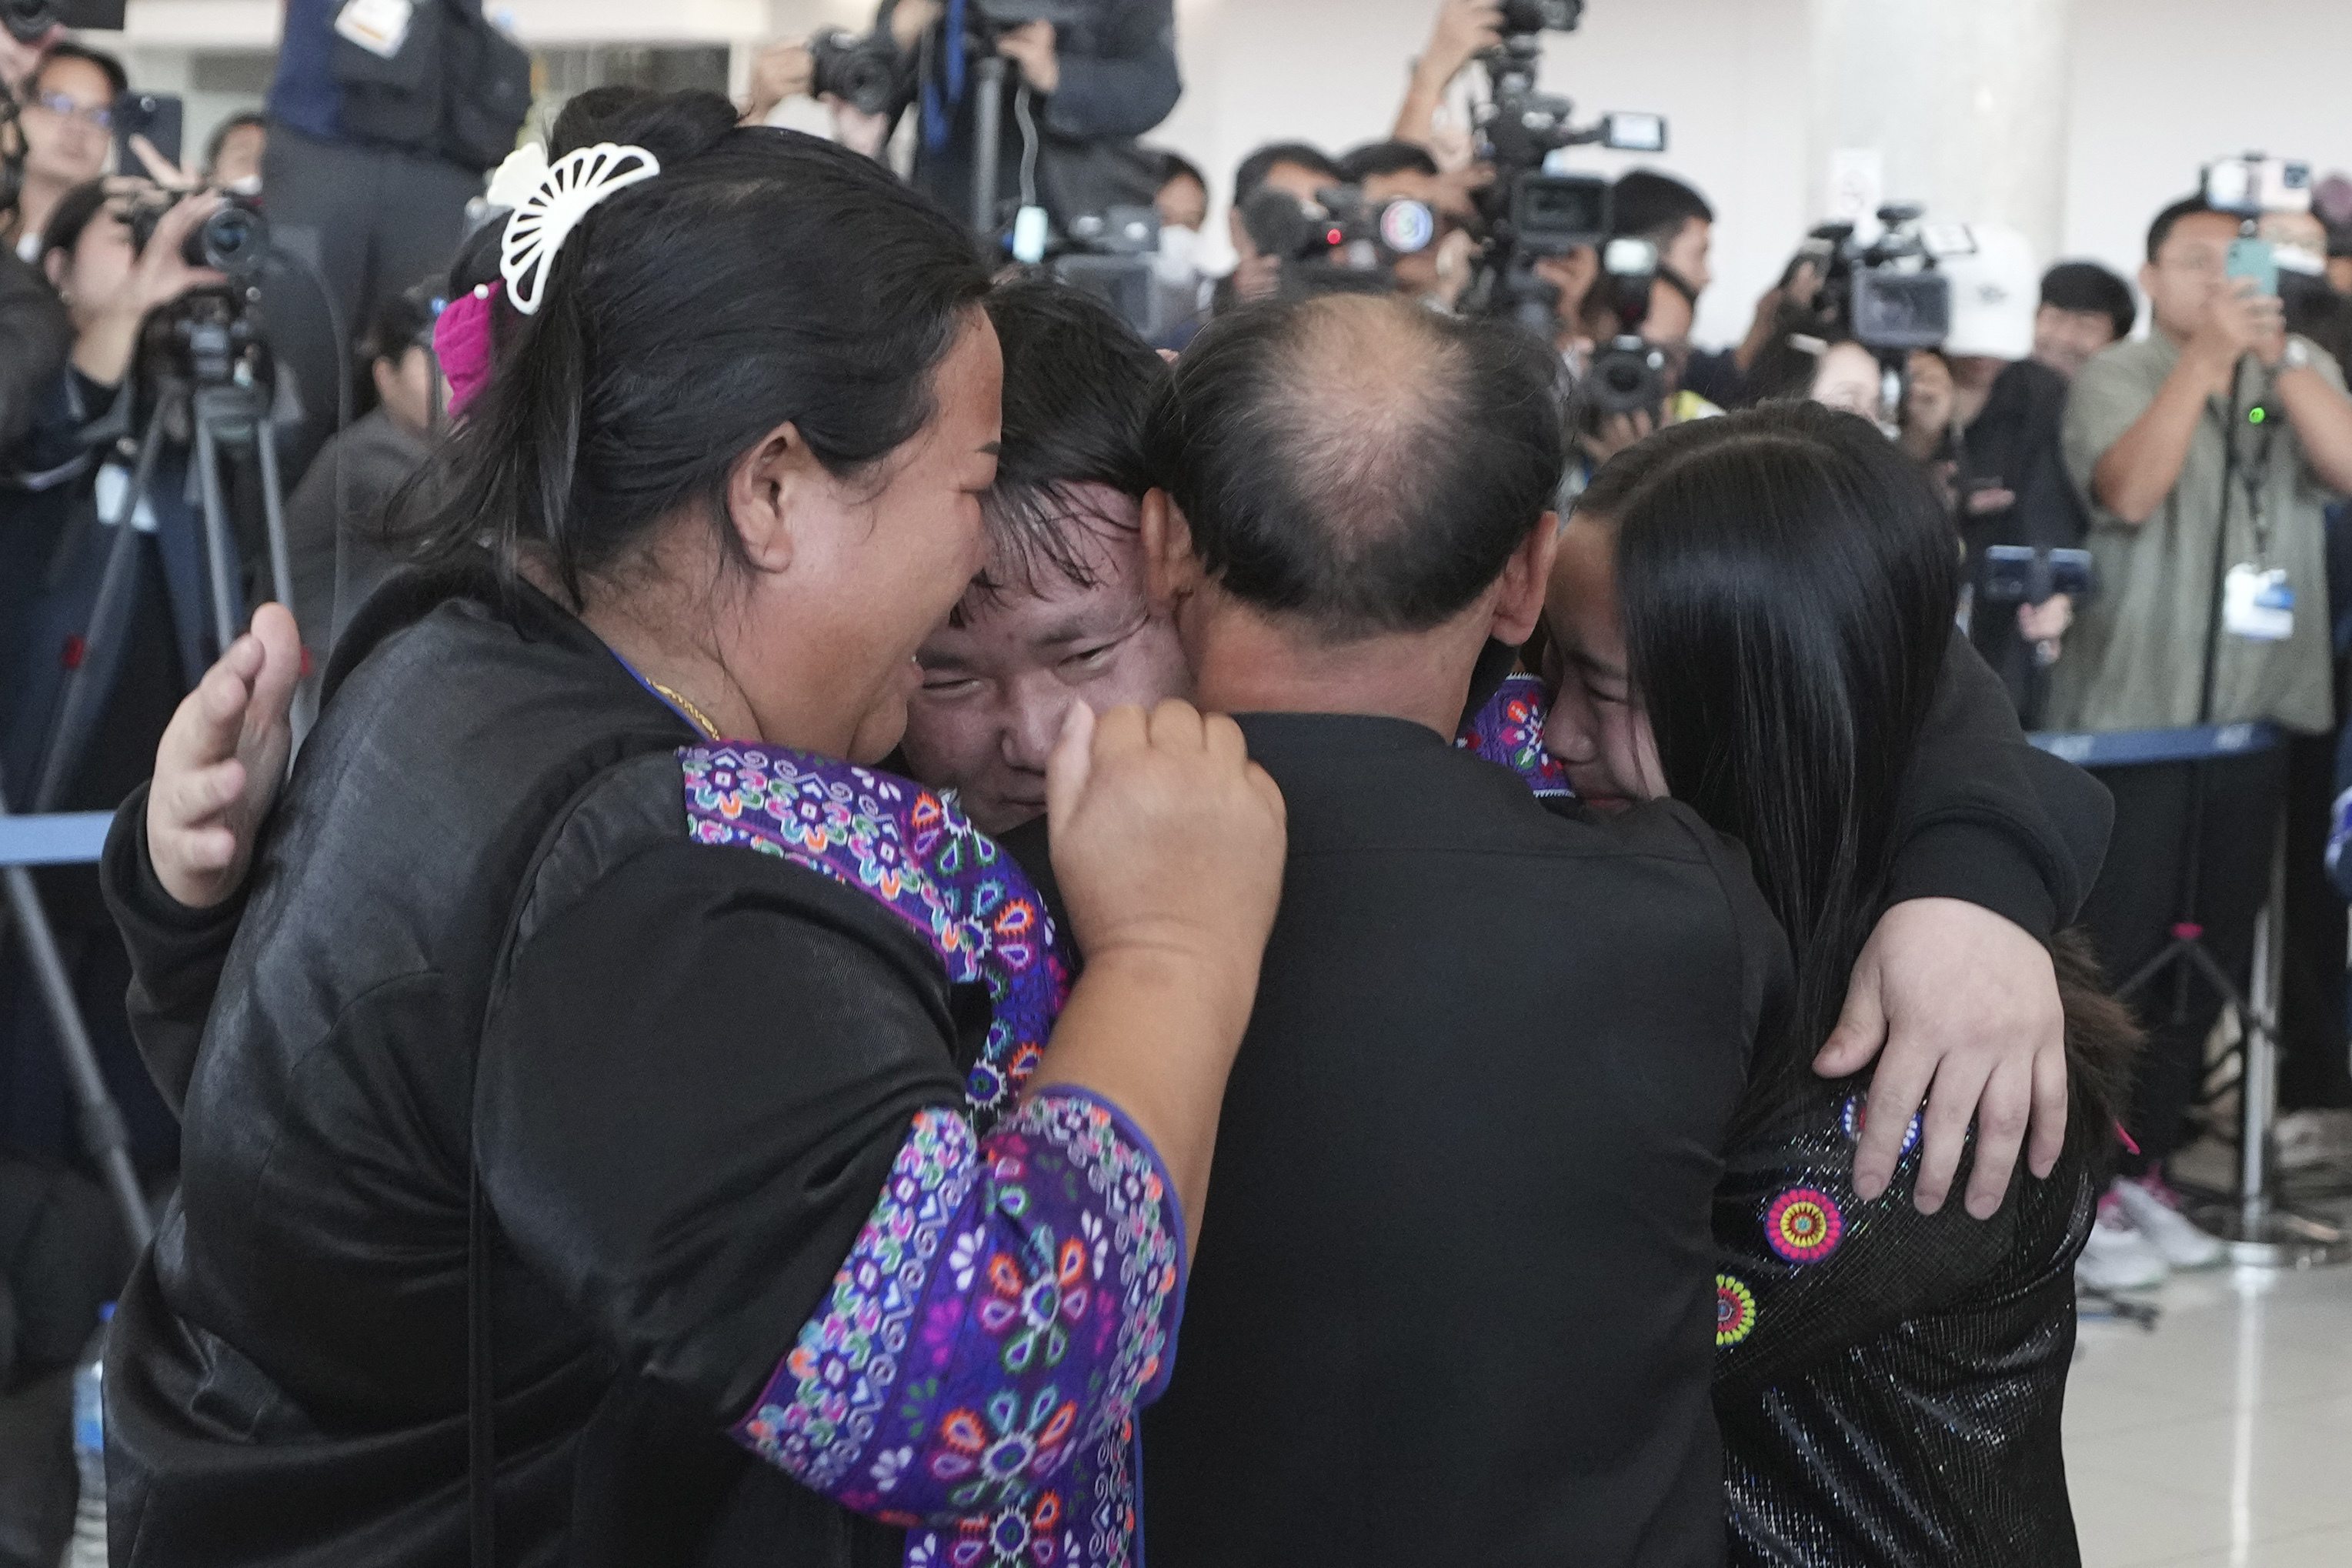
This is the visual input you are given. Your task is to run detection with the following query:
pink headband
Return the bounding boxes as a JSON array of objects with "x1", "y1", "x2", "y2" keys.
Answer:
[{"x1": 433, "y1": 282, "x2": 502, "y2": 419}]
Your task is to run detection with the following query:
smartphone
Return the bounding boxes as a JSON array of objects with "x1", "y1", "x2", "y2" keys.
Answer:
[
  {"x1": 113, "y1": 91, "x2": 184, "y2": 178},
  {"x1": 2227, "y1": 235, "x2": 2279, "y2": 299},
  {"x1": 1982, "y1": 545, "x2": 2096, "y2": 606}
]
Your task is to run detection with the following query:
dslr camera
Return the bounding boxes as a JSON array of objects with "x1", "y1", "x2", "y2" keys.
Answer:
[
  {"x1": 1238, "y1": 182, "x2": 1439, "y2": 299},
  {"x1": 806, "y1": 27, "x2": 902, "y2": 118},
  {"x1": 124, "y1": 191, "x2": 272, "y2": 282},
  {"x1": 1581, "y1": 235, "x2": 1671, "y2": 418}
]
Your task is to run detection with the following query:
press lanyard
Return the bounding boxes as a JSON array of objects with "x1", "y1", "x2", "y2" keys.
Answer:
[{"x1": 2214, "y1": 372, "x2": 2279, "y2": 565}]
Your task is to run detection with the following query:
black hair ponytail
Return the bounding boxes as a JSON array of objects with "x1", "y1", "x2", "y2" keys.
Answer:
[
  {"x1": 396, "y1": 89, "x2": 989, "y2": 606},
  {"x1": 1593, "y1": 405, "x2": 1958, "y2": 1122}
]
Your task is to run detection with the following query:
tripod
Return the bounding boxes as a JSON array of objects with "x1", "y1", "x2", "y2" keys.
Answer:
[
  {"x1": 0, "y1": 299, "x2": 299, "y2": 1253},
  {"x1": 30, "y1": 297, "x2": 300, "y2": 816}
]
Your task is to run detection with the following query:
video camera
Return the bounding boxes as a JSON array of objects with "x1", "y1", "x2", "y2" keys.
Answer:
[
  {"x1": 1460, "y1": 3, "x2": 1668, "y2": 337},
  {"x1": 1046, "y1": 202, "x2": 1166, "y2": 335},
  {"x1": 1789, "y1": 205, "x2": 1962, "y2": 355},
  {"x1": 1238, "y1": 182, "x2": 1439, "y2": 298}
]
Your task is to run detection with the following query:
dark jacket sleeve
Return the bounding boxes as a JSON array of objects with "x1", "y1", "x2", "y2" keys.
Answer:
[
  {"x1": 0, "y1": 249, "x2": 70, "y2": 453},
  {"x1": 99, "y1": 783, "x2": 249, "y2": 1117},
  {"x1": 1043, "y1": 0, "x2": 1182, "y2": 140},
  {"x1": 1882, "y1": 629, "x2": 2113, "y2": 942},
  {"x1": 1711, "y1": 1083, "x2": 2024, "y2": 1400},
  {"x1": 475, "y1": 839, "x2": 969, "y2": 1421}
]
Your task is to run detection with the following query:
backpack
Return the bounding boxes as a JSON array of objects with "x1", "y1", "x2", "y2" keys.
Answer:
[{"x1": 331, "y1": 0, "x2": 532, "y2": 172}]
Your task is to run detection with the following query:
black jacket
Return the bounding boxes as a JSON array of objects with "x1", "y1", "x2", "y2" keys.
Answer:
[
  {"x1": 1957, "y1": 360, "x2": 2090, "y2": 723},
  {"x1": 884, "y1": 0, "x2": 1181, "y2": 226},
  {"x1": 1141, "y1": 714, "x2": 1790, "y2": 1566},
  {"x1": 100, "y1": 565, "x2": 952, "y2": 1566},
  {"x1": 0, "y1": 245, "x2": 69, "y2": 455}
]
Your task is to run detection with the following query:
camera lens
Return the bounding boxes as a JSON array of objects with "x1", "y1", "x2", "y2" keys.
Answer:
[
  {"x1": 2, "y1": 0, "x2": 61, "y2": 46},
  {"x1": 188, "y1": 202, "x2": 269, "y2": 278}
]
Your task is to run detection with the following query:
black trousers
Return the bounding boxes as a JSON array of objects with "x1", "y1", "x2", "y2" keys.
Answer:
[
  {"x1": 259, "y1": 123, "x2": 479, "y2": 485},
  {"x1": 2077, "y1": 746, "x2": 2287, "y2": 1174},
  {"x1": 2281, "y1": 732, "x2": 2352, "y2": 1111}
]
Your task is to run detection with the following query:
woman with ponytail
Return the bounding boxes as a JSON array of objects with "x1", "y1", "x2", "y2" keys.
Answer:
[{"x1": 98, "y1": 90, "x2": 1284, "y2": 1568}]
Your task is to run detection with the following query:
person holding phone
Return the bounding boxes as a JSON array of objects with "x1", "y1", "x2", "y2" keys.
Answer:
[{"x1": 2049, "y1": 192, "x2": 2352, "y2": 1283}]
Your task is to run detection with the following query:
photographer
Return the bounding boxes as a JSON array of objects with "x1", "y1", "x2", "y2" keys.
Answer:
[
  {"x1": 3, "y1": 181, "x2": 225, "y2": 743},
  {"x1": 1893, "y1": 228, "x2": 2089, "y2": 723},
  {"x1": 880, "y1": 0, "x2": 1182, "y2": 232},
  {"x1": 5, "y1": 42, "x2": 123, "y2": 262},
  {"x1": 2052, "y1": 193, "x2": 2352, "y2": 1272}
]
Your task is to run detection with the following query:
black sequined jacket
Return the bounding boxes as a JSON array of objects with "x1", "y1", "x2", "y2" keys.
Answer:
[{"x1": 1713, "y1": 1075, "x2": 2096, "y2": 1566}]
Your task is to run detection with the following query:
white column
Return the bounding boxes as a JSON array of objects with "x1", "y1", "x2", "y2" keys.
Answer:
[{"x1": 1806, "y1": 0, "x2": 2074, "y2": 263}]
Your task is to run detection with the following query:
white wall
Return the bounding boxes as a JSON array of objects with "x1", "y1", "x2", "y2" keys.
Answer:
[
  {"x1": 95, "y1": 0, "x2": 2352, "y2": 349},
  {"x1": 1153, "y1": 0, "x2": 1810, "y2": 349},
  {"x1": 2062, "y1": 0, "x2": 2352, "y2": 310}
]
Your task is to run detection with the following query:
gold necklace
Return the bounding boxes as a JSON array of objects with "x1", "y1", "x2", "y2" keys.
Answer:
[{"x1": 649, "y1": 680, "x2": 722, "y2": 740}]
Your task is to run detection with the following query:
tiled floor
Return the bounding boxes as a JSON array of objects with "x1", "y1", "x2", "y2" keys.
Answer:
[{"x1": 2066, "y1": 1192, "x2": 2352, "y2": 1568}]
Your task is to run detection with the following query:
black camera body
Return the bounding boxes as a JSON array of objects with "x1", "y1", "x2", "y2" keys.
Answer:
[
  {"x1": 1797, "y1": 207, "x2": 1955, "y2": 354},
  {"x1": 808, "y1": 28, "x2": 902, "y2": 118},
  {"x1": 2, "y1": 0, "x2": 122, "y2": 44},
  {"x1": 1239, "y1": 183, "x2": 1436, "y2": 280},
  {"x1": 1584, "y1": 235, "x2": 1670, "y2": 418},
  {"x1": 1463, "y1": 6, "x2": 1666, "y2": 340},
  {"x1": 1499, "y1": 0, "x2": 1585, "y2": 33},
  {"x1": 969, "y1": 0, "x2": 1088, "y2": 34},
  {"x1": 125, "y1": 192, "x2": 271, "y2": 282}
]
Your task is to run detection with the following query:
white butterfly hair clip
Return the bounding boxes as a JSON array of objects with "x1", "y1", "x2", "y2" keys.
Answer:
[{"x1": 495, "y1": 142, "x2": 662, "y2": 316}]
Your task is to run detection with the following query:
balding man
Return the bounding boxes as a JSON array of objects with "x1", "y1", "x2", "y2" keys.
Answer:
[
  {"x1": 1122, "y1": 295, "x2": 2107, "y2": 1564},
  {"x1": 1129, "y1": 293, "x2": 1782, "y2": 1563}
]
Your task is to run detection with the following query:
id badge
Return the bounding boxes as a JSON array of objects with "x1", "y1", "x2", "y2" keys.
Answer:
[
  {"x1": 2224, "y1": 562, "x2": 2295, "y2": 642},
  {"x1": 335, "y1": 0, "x2": 415, "y2": 59}
]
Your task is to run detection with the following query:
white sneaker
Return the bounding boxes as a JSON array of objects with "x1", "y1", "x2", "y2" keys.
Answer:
[
  {"x1": 2077, "y1": 1190, "x2": 2170, "y2": 1291},
  {"x1": 2109, "y1": 1174, "x2": 2226, "y2": 1269}
]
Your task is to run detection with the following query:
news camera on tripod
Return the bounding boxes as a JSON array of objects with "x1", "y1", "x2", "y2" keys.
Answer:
[{"x1": 869, "y1": 0, "x2": 1181, "y2": 244}]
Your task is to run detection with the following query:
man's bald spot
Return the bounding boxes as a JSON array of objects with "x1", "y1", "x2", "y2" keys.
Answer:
[{"x1": 1263, "y1": 295, "x2": 1470, "y2": 569}]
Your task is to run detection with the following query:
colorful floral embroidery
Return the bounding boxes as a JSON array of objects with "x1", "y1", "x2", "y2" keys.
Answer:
[
  {"x1": 1716, "y1": 1274, "x2": 1757, "y2": 1346},
  {"x1": 1456, "y1": 673, "x2": 1573, "y2": 798},
  {"x1": 1764, "y1": 1187, "x2": 1844, "y2": 1264},
  {"x1": 679, "y1": 746, "x2": 1069, "y2": 1124},
  {"x1": 1840, "y1": 1092, "x2": 1923, "y2": 1159},
  {"x1": 688, "y1": 748, "x2": 1173, "y2": 1568}
]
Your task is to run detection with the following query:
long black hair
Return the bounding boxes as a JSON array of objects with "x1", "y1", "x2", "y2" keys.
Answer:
[
  {"x1": 1583, "y1": 405, "x2": 1955, "y2": 1115},
  {"x1": 1580, "y1": 404, "x2": 2133, "y2": 1148},
  {"x1": 395, "y1": 90, "x2": 991, "y2": 606}
]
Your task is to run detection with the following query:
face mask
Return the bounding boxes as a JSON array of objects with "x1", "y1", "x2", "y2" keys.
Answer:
[{"x1": 1153, "y1": 222, "x2": 1199, "y2": 288}]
